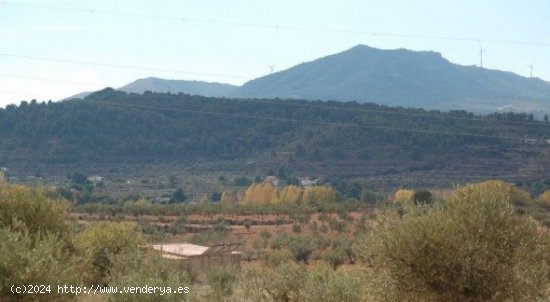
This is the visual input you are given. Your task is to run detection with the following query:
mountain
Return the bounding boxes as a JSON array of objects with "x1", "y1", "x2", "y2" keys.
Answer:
[
  {"x1": 65, "y1": 45, "x2": 550, "y2": 114},
  {"x1": 66, "y1": 77, "x2": 237, "y2": 99},
  {"x1": 119, "y1": 77, "x2": 237, "y2": 97},
  {"x1": 235, "y1": 45, "x2": 550, "y2": 113}
]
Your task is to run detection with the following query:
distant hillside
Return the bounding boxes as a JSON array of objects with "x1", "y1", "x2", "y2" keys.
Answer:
[
  {"x1": 66, "y1": 77, "x2": 237, "y2": 99},
  {"x1": 2, "y1": 89, "x2": 550, "y2": 188},
  {"x1": 235, "y1": 45, "x2": 550, "y2": 113},
  {"x1": 120, "y1": 77, "x2": 237, "y2": 97}
]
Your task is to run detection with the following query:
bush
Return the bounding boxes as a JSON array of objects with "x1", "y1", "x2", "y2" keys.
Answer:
[
  {"x1": 289, "y1": 238, "x2": 314, "y2": 264},
  {"x1": 303, "y1": 264, "x2": 366, "y2": 302},
  {"x1": 357, "y1": 182, "x2": 550, "y2": 301},
  {"x1": 109, "y1": 251, "x2": 193, "y2": 302},
  {"x1": 262, "y1": 249, "x2": 292, "y2": 268},
  {"x1": 475, "y1": 180, "x2": 531, "y2": 206},
  {"x1": 538, "y1": 190, "x2": 550, "y2": 205},
  {"x1": 207, "y1": 266, "x2": 237, "y2": 300},
  {"x1": 412, "y1": 190, "x2": 434, "y2": 204},
  {"x1": 0, "y1": 228, "x2": 78, "y2": 302},
  {"x1": 76, "y1": 222, "x2": 141, "y2": 285},
  {"x1": 0, "y1": 183, "x2": 78, "y2": 301},
  {"x1": 292, "y1": 223, "x2": 302, "y2": 233},
  {"x1": 324, "y1": 248, "x2": 347, "y2": 270},
  {"x1": 245, "y1": 263, "x2": 306, "y2": 301},
  {"x1": 0, "y1": 184, "x2": 70, "y2": 239},
  {"x1": 270, "y1": 232, "x2": 289, "y2": 249},
  {"x1": 243, "y1": 219, "x2": 252, "y2": 231},
  {"x1": 393, "y1": 189, "x2": 414, "y2": 204}
]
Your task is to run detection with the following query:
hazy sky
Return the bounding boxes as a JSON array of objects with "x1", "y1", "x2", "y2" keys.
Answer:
[{"x1": 1, "y1": 0, "x2": 549, "y2": 107}]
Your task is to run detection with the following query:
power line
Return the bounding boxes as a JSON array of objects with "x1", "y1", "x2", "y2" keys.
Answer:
[
  {"x1": 89, "y1": 101, "x2": 550, "y2": 141},
  {"x1": 3, "y1": 1, "x2": 550, "y2": 47},
  {"x1": 0, "y1": 89, "x2": 63, "y2": 99},
  {"x1": 0, "y1": 53, "x2": 251, "y2": 80},
  {"x1": 0, "y1": 74, "x2": 105, "y2": 87}
]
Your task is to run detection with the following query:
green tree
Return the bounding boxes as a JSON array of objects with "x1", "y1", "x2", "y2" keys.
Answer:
[
  {"x1": 357, "y1": 182, "x2": 550, "y2": 301},
  {"x1": 76, "y1": 222, "x2": 141, "y2": 285},
  {"x1": 412, "y1": 189, "x2": 434, "y2": 204},
  {"x1": 207, "y1": 266, "x2": 238, "y2": 301},
  {"x1": 289, "y1": 237, "x2": 314, "y2": 264},
  {"x1": 170, "y1": 188, "x2": 187, "y2": 203}
]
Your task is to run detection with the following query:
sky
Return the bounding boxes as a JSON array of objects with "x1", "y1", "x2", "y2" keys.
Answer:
[{"x1": 1, "y1": 0, "x2": 549, "y2": 107}]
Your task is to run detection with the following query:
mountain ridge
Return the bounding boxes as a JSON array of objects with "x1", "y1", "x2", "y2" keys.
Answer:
[{"x1": 66, "y1": 45, "x2": 550, "y2": 114}]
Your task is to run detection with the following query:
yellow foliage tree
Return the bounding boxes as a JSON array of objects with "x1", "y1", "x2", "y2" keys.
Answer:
[
  {"x1": 393, "y1": 189, "x2": 414, "y2": 205},
  {"x1": 243, "y1": 183, "x2": 278, "y2": 204},
  {"x1": 538, "y1": 190, "x2": 550, "y2": 205},
  {"x1": 279, "y1": 185, "x2": 302, "y2": 203},
  {"x1": 302, "y1": 186, "x2": 337, "y2": 207}
]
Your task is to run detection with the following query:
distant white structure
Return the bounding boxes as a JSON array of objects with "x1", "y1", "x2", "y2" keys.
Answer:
[
  {"x1": 264, "y1": 176, "x2": 281, "y2": 187},
  {"x1": 0, "y1": 167, "x2": 8, "y2": 173},
  {"x1": 299, "y1": 177, "x2": 319, "y2": 187},
  {"x1": 152, "y1": 243, "x2": 242, "y2": 272},
  {"x1": 87, "y1": 175, "x2": 104, "y2": 183}
]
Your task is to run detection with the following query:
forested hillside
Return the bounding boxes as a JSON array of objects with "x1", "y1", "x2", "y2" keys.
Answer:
[{"x1": 1, "y1": 88, "x2": 549, "y2": 187}]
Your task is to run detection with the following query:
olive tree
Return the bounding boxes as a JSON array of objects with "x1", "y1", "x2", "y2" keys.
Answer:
[{"x1": 357, "y1": 182, "x2": 550, "y2": 301}]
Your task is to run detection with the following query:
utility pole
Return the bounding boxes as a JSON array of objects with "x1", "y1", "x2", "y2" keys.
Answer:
[{"x1": 528, "y1": 64, "x2": 534, "y2": 78}]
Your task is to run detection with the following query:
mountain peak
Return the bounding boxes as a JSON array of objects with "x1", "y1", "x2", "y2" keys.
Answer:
[{"x1": 236, "y1": 45, "x2": 550, "y2": 113}]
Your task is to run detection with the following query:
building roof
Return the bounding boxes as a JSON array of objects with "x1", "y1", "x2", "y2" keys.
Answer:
[
  {"x1": 152, "y1": 242, "x2": 242, "y2": 259},
  {"x1": 152, "y1": 243, "x2": 209, "y2": 257}
]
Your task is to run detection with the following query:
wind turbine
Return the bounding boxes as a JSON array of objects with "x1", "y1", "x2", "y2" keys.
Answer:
[
  {"x1": 478, "y1": 41, "x2": 486, "y2": 68},
  {"x1": 527, "y1": 63, "x2": 534, "y2": 78}
]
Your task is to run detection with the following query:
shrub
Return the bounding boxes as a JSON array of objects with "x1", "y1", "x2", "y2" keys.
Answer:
[
  {"x1": 303, "y1": 264, "x2": 366, "y2": 302},
  {"x1": 357, "y1": 182, "x2": 550, "y2": 301},
  {"x1": 0, "y1": 227, "x2": 78, "y2": 302},
  {"x1": 412, "y1": 190, "x2": 434, "y2": 204},
  {"x1": 252, "y1": 263, "x2": 306, "y2": 301},
  {"x1": 262, "y1": 249, "x2": 292, "y2": 268},
  {"x1": 259, "y1": 229, "x2": 271, "y2": 240},
  {"x1": 0, "y1": 184, "x2": 70, "y2": 239},
  {"x1": 393, "y1": 189, "x2": 414, "y2": 205},
  {"x1": 76, "y1": 222, "x2": 141, "y2": 285},
  {"x1": 292, "y1": 223, "x2": 302, "y2": 233},
  {"x1": 243, "y1": 219, "x2": 252, "y2": 231},
  {"x1": 207, "y1": 266, "x2": 238, "y2": 301},
  {"x1": 324, "y1": 248, "x2": 347, "y2": 270},
  {"x1": 289, "y1": 238, "x2": 314, "y2": 264},
  {"x1": 109, "y1": 251, "x2": 193, "y2": 302},
  {"x1": 475, "y1": 180, "x2": 531, "y2": 206},
  {"x1": 270, "y1": 232, "x2": 289, "y2": 249},
  {"x1": 538, "y1": 190, "x2": 550, "y2": 205}
]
